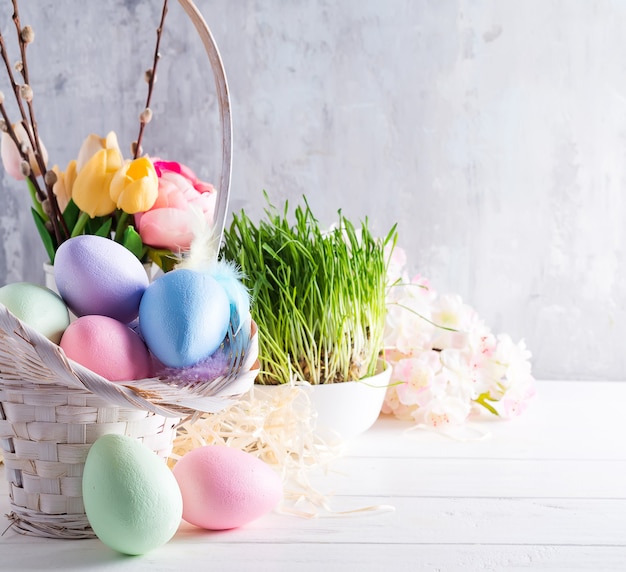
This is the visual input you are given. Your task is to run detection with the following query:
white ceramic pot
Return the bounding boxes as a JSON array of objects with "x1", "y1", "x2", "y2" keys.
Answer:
[
  {"x1": 43, "y1": 261, "x2": 58, "y2": 293},
  {"x1": 253, "y1": 360, "x2": 392, "y2": 442}
]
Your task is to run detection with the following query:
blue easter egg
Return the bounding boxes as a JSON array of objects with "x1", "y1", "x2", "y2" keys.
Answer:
[{"x1": 138, "y1": 269, "x2": 231, "y2": 368}]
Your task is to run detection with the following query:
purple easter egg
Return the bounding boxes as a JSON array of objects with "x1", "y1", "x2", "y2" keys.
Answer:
[{"x1": 54, "y1": 235, "x2": 149, "y2": 324}]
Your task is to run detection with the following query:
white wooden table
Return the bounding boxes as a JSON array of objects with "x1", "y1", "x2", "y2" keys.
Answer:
[{"x1": 1, "y1": 380, "x2": 625, "y2": 571}]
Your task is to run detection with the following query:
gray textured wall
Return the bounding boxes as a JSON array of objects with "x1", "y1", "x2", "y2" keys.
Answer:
[{"x1": 0, "y1": 0, "x2": 622, "y2": 380}]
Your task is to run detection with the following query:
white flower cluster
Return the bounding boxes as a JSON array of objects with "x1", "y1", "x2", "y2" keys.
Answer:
[{"x1": 382, "y1": 247, "x2": 535, "y2": 428}]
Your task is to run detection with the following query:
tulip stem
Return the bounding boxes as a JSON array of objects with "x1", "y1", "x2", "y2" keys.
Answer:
[
  {"x1": 71, "y1": 212, "x2": 90, "y2": 238},
  {"x1": 115, "y1": 211, "x2": 130, "y2": 243}
]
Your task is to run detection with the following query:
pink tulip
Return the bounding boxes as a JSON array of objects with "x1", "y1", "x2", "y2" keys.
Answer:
[
  {"x1": 134, "y1": 160, "x2": 217, "y2": 252},
  {"x1": 1, "y1": 123, "x2": 48, "y2": 180}
]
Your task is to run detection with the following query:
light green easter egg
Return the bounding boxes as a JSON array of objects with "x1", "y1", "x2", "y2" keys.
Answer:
[
  {"x1": 0, "y1": 282, "x2": 70, "y2": 343},
  {"x1": 83, "y1": 434, "x2": 183, "y2": 556}
]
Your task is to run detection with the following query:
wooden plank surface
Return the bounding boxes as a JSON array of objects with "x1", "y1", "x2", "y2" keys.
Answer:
[{"x1": 0, "y1": 380, "x2": 625, "y2": 571}]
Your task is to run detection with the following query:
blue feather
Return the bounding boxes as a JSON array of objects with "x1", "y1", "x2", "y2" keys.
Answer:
[{"x1": 210, "y1": 259, "x2": 251, "y2": 346}]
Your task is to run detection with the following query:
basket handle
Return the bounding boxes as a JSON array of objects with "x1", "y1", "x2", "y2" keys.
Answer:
[{"x1": 177, "y1": 0, "x2": 232, "y2": 247}]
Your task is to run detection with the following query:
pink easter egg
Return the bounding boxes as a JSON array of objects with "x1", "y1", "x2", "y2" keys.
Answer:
[
  {"x1": 172, "y1": 445, "x2": 282, "y2": 530},
  {"x1": 60, "y1": 315, "x2": 152, "y2": 381}
]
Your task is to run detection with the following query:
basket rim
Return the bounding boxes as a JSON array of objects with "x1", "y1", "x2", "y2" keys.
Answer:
[{"x1": 0, "y1": 303, "x2": 259, "y2": 418}]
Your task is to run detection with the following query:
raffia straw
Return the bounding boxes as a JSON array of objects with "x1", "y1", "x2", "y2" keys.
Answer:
[
  {"x1": 171, "y1": 385, "x2": 396, "y2": 518},
  {"x1": 171, "y1": 384, "x2": 345, "y2": 515}
]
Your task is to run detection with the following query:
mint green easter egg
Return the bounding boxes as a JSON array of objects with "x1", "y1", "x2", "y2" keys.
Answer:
[
  {"x1": 82, "y1": 434, "x2": 182, "y2": 555},
  {"x1": 0, "y1": 281, "x2": 70, "y2": 343}
]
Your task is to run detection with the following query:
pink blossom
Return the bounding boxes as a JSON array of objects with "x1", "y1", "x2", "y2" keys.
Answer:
[
  {"x1": 134, "y1": 160, "x2": 217, "y2": 252},
  {"x1": 393, "y1": 352, "x2": 440, "y2": 406},
  {"x1": 383, "y1": 245, "x2": 535, "y2": 429},
  {"x1": 503, "y1": 396, "x2": 529, "y2": 418},
  {"x1": 381, "y1": 386, "x2": 414, "y2": 420},
  {"x1": 414, "y1": 392, "x2": 472, "y2": 427},
  {"x1": 385, "y1": 274, "x2": 436, "y2": 354}
]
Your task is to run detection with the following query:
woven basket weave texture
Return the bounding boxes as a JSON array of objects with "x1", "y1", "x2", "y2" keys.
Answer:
[{"x1": 0, "y1": 385, "x2": 178, "y2": 537}]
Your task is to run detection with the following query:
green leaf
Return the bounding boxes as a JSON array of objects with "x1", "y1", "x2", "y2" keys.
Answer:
[
  {"x1": 122, "y1": 225, "x2": 144, "y2": 259},
  {"x1": 474, "y1": 392, "x2": 500, "y2": 416},
  {"x1": 85, "y1": 215, "x2": 107, "y2": 235},
  {"x1": 31, "y1": 208, "x2": 56, "y2": 264},
  {"x1": 94, "y1": 218, "x2": 113, "y2": 238},
  {"x1": 62, "y1": 199, "x2": 80, "y2": 232},
  {"x1": 26, "y1": 178, "x2": 47, "y2": 220},
  {"x1": 146, "y1": 247, "x2": 177, "y2": 272}
]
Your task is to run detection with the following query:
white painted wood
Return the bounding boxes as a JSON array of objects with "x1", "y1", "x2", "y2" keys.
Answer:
[
  {"x1": 3, "y1": 541, "x2": 626, "y2": 572},
  {"x1": 0, "y1": 380, "x2": 624, "y2": 570},
  {"x1": 306, "y1": 457, "x2": 626, "y2": 498},
  {"x1": 348, "y1": 381, "x2": 626, "y2": 460}
]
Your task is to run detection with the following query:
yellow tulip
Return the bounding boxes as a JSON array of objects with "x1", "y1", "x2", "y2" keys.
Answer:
[
  {"x1": 72, "y1": 147, "x2": 123, "y2": 217},
  {"x1": 76, "y1": 131, "x2": 120, "y2": 171},
  {"x1": 109, "y1": 157, "x2": 158, "y2": 214},
  {"x1": 52, "y1": 160, "x2": 77, "y2": 212}
]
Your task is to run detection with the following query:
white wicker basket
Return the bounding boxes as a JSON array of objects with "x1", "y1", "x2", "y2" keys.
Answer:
[{"x1": 0, "y1": 0, "x2": 257, "y2": 539}]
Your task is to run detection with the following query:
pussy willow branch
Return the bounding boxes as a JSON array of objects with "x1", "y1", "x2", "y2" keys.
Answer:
[
  {"x1": 133, "y1": 0, "x2": 169, "y2": 159},
  {"x1": 11, "y1": 1, "x2": 41, "y2": 169},
  {"x1": 0, "y1": 31, "x2": 64, "y2": 242},
  {"x1": 11, "y1": 1, "x2": 27, "y2": 83},
  {"x1": 10, "y1": 0, "x2": 67, "y2": 241},
  {"x1": 0, "y1": 33, "x2": 30, "y2": 143}
]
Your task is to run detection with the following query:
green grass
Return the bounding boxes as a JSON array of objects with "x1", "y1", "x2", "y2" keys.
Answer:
[{"x1": 221, "y1": 194, "x2": 397, "y2": 385}]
